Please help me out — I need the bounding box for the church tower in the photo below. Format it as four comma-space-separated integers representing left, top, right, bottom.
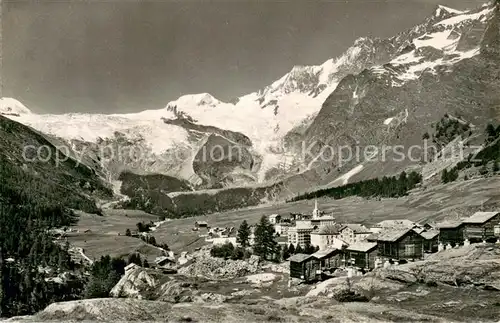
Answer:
312, 199, 320, 219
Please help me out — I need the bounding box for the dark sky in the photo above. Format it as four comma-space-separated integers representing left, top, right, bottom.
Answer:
2, 0, 486, 114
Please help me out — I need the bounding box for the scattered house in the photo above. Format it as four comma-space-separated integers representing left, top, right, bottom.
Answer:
339, 224, 371, 244
436, 221, 465, 246
212, 237, 237, 246
462, 211, 500, 242
419, 229, 440, 253
274, 222, 290, 235
195, 221, 208, 228
289, 253, 320, 282
155, 256, 176, 267
287, 220, 315, 247
371, 219, 416, 233
312, 248, 342, 270
344, 242, 378, 270
268, 214, 281, 224
375, 228, 424, 261
310, 224, 346, 250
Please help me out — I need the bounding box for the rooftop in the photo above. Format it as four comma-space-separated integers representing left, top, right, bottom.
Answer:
288, 253, 313, 263
435, 220, 464, 229
376, 219, 416, 228
312, 248, 340, 259
463, 211, 500, 224
346, 242, 378, 252
375, 228, 413, 242
420, 229, 439, 240
312, 223, 345, 235
342, 223, 371, 233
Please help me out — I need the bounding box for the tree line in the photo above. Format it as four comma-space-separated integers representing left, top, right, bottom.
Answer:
288, 171, 422, 202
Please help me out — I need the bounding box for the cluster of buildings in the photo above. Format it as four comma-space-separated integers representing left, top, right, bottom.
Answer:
280, 202, 500, 281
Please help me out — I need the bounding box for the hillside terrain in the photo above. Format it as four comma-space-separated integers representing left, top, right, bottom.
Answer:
7, 244, 500, 322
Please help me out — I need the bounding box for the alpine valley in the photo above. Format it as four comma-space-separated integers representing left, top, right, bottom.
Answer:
2, 2, 499, 217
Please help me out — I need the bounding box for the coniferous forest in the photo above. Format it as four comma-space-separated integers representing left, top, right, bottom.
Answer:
0, 153, 123, 317
288, 171, 423, 202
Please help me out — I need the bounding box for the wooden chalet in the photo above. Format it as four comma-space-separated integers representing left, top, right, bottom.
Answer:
195, 221, 208, 228
419, 229, 439, 253
343, 242, 378, 270
463, 211, 500, 242
312, 248, 342, 270
436, 221, 465, 246
289, 253, 320, 282
375, 228, 424, 261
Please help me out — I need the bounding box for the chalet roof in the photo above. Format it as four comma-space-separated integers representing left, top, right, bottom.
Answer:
312, 223, 345, 235
268, 214, 280, 219
375, 228, 413, 242
341, 223, 371, 234
195, 221, 208, 225
346, 242, 378, 252
420, 229, 439, 240
435, 221, 463, 229
463, 211, 500, 224
289, 253, 313, 263
375, 219, 416, 228
312, 248, 340, 259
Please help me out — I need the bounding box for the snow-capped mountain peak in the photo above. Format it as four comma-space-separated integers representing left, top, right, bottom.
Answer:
0, 97, 32, 116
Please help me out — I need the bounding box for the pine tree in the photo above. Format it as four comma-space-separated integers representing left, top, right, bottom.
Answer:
441, 169, 449, 183
493, 161, 499, 173
253, 216, 277, 260
288, 244, 295, 255
236, 220, 251, 248
282, 244, 290, 261
125, 229, 131, 236
295, 244, 303, 254
486, 123, 496, 142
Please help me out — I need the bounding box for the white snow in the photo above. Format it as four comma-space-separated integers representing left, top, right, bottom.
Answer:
436, 6, 492, 26
413, 30, 457, 51
436, 5, 464, 16
332, 164, 365, 186
383, 117, 395, 125
0, 97, 32, 115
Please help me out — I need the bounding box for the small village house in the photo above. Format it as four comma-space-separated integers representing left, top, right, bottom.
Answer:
419, 229, 440, 253
339, 224, 371, 244
312, 248, 342, 270
289, 253, 320, 282
287, 221, 314, 247
343, 242, 378, 270
375, 228, 424, 261
436, 221, 465, 246
212, 237, 237, 246
268, 214, 281, 224
310, 224, 346, 250
462, 211, 500, 243
195, 221, 208, 228
154, 255, 176, 268
274, 222, 290, 236
371, 219, 417, 234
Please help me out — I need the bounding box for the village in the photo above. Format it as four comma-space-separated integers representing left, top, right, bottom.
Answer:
190, 200, 500, 282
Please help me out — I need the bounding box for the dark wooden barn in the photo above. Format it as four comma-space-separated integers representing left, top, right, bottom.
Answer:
343, 242, 378, 270
436, 221, 465, 246
312, 248, 342, 270
376, 228, 424, 261
463, 211, 500, 242
419, 229, 439, 253
289, 253, 320, 282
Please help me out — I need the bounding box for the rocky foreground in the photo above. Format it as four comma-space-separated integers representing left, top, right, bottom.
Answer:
5, 244, 500, 322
